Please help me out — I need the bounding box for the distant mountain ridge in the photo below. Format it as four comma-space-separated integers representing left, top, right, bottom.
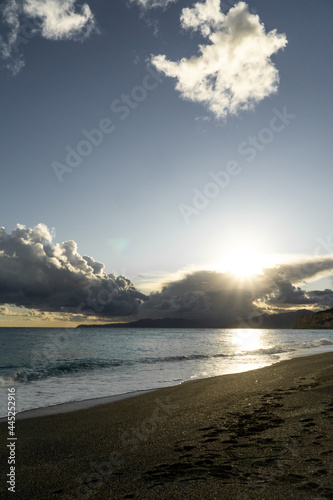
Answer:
77, 318, 201, 329
293, 308, 333, 329
77, 309, 314, 329
225, 309, 313, 329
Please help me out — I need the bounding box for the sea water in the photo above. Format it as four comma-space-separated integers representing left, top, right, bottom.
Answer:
1, 327, 333, 418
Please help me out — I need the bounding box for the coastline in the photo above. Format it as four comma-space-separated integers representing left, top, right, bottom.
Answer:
0, 389, 157, 423
1, 352, 333, 499
2, 343, 333, 423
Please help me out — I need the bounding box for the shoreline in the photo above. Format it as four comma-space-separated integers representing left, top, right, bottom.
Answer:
1, 346, 333, 422
1, 352, 333, 498
0, 389, 157, 423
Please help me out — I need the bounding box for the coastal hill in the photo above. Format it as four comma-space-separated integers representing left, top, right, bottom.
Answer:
78, 318, 201, 329
78, 309, 313, 329
225, 309, 313, 329
293, 308, 333, 329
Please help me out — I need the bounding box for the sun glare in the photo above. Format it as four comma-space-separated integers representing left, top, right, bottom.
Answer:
232, 330, 264, 352
225, 250, 263, 278
216, 249, 276, 280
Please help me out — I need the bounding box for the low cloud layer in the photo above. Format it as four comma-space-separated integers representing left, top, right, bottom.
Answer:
141, 258, 333, 324
0, 224, 146, 317
152, 1, 287, 118
0, 0, 96, 75
1, 224, 333, 325
0, 306, 16, 316
140, 270, 255, 325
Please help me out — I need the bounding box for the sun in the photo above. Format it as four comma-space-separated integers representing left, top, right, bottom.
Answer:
215, 248, 275, 280
225, 250, 264, 278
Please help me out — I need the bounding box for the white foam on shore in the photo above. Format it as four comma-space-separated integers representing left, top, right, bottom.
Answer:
0, 389, 156, 422
2, 350, 333, 422
287, 344, 333, 358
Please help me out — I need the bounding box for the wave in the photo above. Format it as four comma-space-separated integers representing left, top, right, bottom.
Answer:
7, 353, 228, 383
247, 338, 333, 356
2, 338, 333, 385
11, 359, 128, 383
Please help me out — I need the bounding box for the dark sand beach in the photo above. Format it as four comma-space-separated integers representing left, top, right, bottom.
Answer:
1, 352, 333, 499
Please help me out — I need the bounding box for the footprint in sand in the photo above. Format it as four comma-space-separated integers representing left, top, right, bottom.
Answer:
298, 481, 320, 490
312, 468, 328, 476
174, 444, 195, 452
320, 449, 333, 456
305, 457, 323, 464
202, 430, 223, 438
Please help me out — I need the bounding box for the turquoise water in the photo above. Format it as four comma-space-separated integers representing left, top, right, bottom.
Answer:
1, 327, 333, 417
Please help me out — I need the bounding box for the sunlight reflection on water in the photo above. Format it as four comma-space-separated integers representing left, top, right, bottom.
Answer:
230, 329, 267, 352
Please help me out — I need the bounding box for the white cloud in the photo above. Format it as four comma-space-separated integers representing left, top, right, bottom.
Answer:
0, 1, 20, 58
0, 0, 25, 74
181, 0, 224, 36
0, 0, 96, 75
23, 0, 95, 40
152, 1, 287, 118
129, 0, 176, 8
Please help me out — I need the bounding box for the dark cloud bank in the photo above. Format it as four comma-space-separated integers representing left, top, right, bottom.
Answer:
0, 224, 145, 318
1, 224, 333, 325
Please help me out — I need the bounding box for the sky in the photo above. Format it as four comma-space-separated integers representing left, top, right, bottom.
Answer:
0, 0, 333, 327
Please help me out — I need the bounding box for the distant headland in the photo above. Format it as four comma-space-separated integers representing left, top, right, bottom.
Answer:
76, 308, 329, 329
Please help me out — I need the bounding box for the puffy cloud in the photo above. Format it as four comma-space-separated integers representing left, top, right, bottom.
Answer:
141, 270, 258, 325
1, 224, 333, 325
0, 0, 96, 75
264, 280, 314, 307
23, 0, 95, 40
152, 1, 287, 118
180, 0, 224, 36
0, 224, 146, 317
247, 258, 333, 311
141, 256, 333, 325
307, 290, 333, 308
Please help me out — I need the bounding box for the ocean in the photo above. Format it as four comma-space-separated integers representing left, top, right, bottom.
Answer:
1, 327, 333, 419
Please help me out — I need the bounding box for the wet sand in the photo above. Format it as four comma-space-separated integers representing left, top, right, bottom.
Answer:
1, 352, 333, 499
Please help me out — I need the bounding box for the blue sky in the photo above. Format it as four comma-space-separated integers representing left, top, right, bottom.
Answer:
1, 0, 333, 326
